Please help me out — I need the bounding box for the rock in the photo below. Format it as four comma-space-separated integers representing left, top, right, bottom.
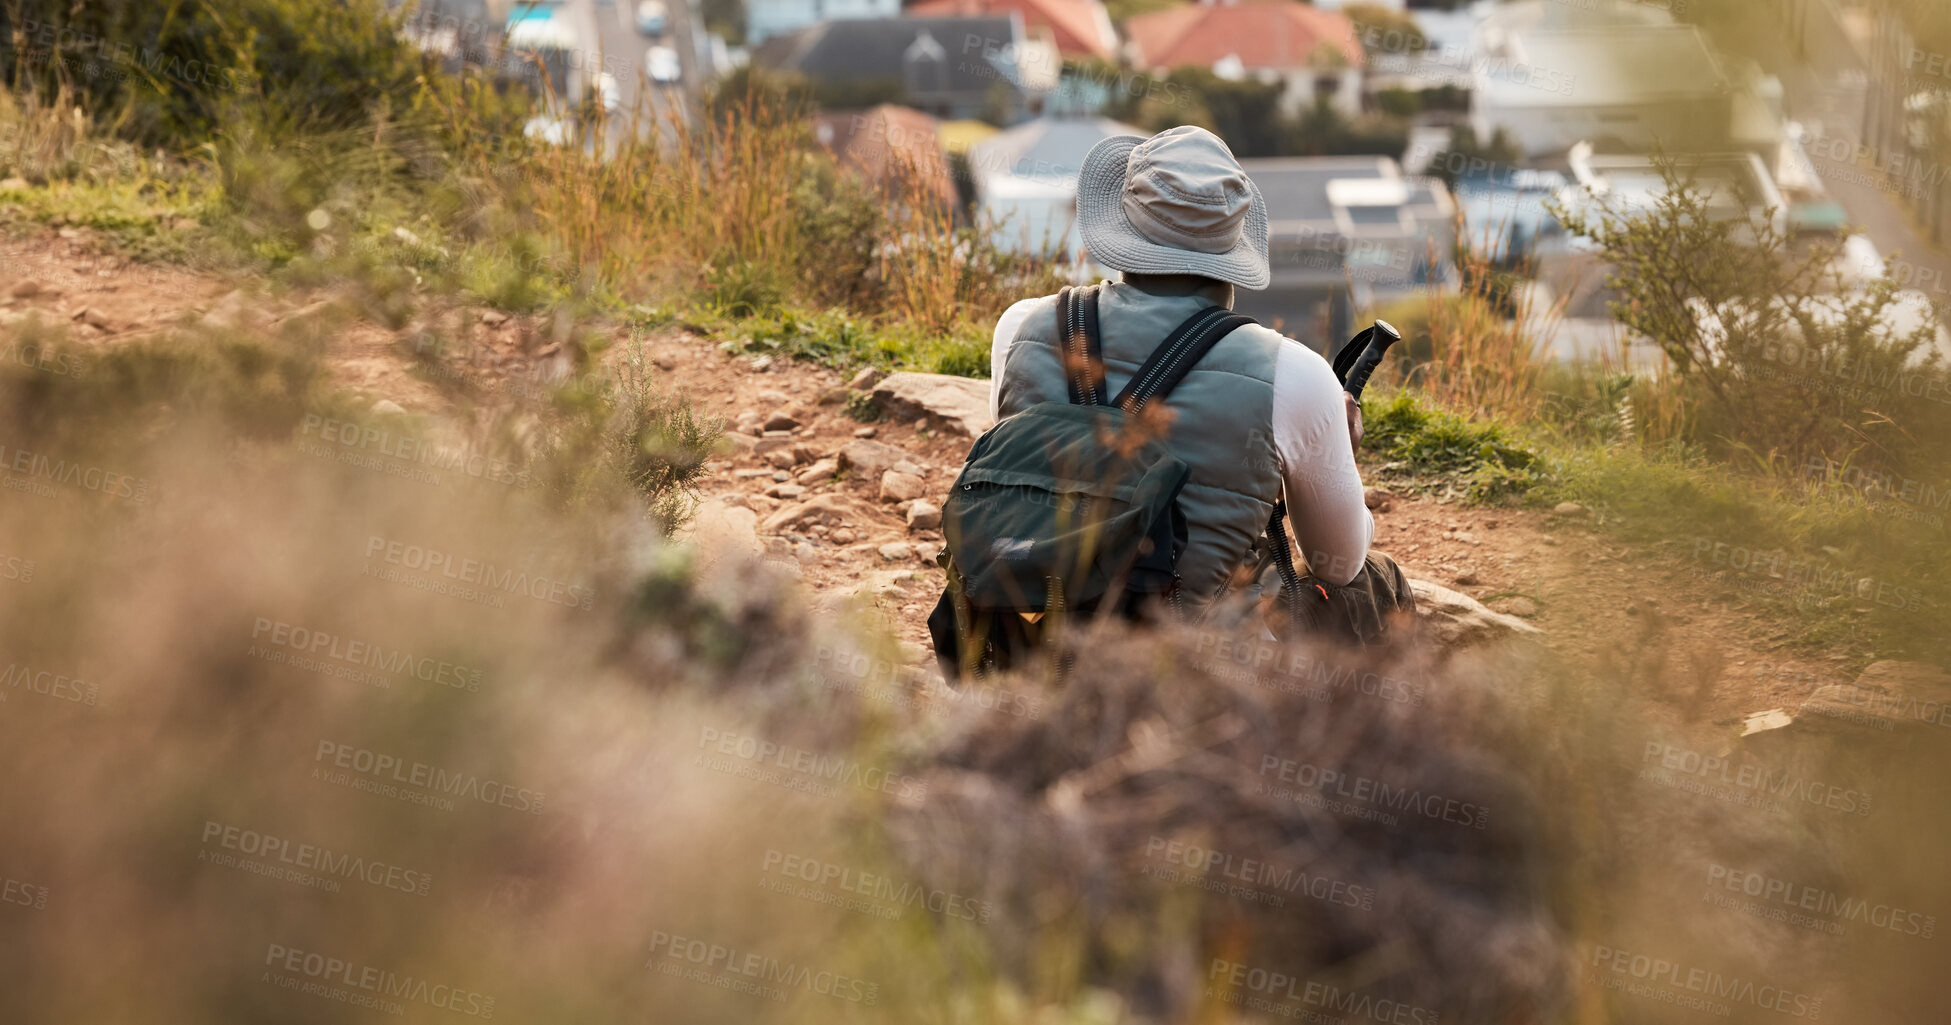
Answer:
869, 372, 995, 437
168, 217, 199, 233
761, 494, 863, 534
765, 449, 797, 470
681, 499, 764, 564
1742, 661, 1951, 745
9, 279, 44, 300
790, 442, 820, 464
653, 354, 677, 370
752, 436, 795, 457
764, 410, 802, 432
847, 569, 919, 600
831, 528, 856, 545
771, 470, 791, 482
880, 470, 926, 503
794, 542, 820, 565
719, 433, 757, 456
1363, 487, 1392, 511
198, 290, 251, 331
479, 310, 509, 327
733, 468, 774, 479
1489, 595, 1539, 618
0, 177, 28, 192
766, 483, 806, 500
907, 499, 942, 531
795, 458, 839, 485
761, 430, 793, 440
849, 367, 885, 391
878, 542, 913, 562
1404, 576, 1543, 648
839, 439, 910, 482
1551, 502, 1587, 518
757, 389, 789, 406
898, 641, 929, 665
71, 306, 112, 330
371, 399, 408, 416
853, 426, 877, 438
1452, 568, 1479, 586
276, 299, 334, 326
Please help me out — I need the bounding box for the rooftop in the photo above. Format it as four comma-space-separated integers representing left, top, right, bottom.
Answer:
1240, 156, 1451, 234
967, 115, 1141, 183
907, 0, 1116, 61
752, 16, 1026, 97
1124, 0, 1364, 74
1479, 26, 1729, 107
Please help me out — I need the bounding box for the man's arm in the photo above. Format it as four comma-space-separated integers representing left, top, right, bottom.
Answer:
1271, 338, 1373, 586
988, 299, 1039, 420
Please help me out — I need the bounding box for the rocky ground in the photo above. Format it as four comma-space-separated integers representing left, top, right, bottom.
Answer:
0, 227, 1880, 727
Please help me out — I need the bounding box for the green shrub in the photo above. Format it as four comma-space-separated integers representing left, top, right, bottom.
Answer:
0, 0, 434, 147
1361, 391, 1545, 502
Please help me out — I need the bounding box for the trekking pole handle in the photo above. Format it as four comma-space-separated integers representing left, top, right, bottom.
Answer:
1341, 319, 1401, 400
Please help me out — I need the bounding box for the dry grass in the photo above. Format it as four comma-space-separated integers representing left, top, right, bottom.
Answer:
0, 85, 138, 184
1404, 244, 1560, 422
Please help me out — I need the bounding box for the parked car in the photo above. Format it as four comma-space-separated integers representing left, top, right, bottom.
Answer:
645, 44, 681, 84
636, 0, 668, 36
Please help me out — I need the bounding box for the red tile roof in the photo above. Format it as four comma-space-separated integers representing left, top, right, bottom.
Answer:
813, 105, 957, 208
908, 0, 1117, 60
1125, 0, 1364, 74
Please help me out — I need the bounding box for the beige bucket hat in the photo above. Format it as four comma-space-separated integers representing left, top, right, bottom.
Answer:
1075, 125, 1271, 291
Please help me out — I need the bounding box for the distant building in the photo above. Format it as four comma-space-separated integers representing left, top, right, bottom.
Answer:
907, 0, 1117, 62
1237, 155, 1456, 347
752, 16, 1047, 121
813, 105, 957, 209
1448, 167, 1570, 265
1469, 25, 1733, 157
1561, 145, 1787, 237
747, 0, 900, 47
1123, 0, 1366, 118
970, 115, 1141, 277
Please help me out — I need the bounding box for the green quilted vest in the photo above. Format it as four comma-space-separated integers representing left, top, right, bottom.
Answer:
994, 277, 1283, 603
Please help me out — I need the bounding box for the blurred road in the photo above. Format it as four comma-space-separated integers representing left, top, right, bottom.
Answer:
583, 0, 695, 148
1761, 25, 1951, 313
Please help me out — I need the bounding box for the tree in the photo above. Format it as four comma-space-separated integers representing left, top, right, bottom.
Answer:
1421, 125, 1520, 189
1345, 3, 1428, 55
1551, 156, 1944, 472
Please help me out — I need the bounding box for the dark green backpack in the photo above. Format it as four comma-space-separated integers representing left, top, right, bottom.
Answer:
928, 285, 1256, 679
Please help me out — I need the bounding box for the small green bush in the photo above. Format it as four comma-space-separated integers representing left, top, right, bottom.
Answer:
1361, 391, 1545, 502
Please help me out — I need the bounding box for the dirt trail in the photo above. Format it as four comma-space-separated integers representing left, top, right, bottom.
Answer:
0, 227, 1852, 724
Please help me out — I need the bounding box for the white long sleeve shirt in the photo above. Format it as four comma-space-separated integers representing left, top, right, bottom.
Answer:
988, 297, 1373, 586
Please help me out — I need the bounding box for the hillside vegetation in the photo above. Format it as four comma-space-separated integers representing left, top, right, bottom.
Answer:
3, 2, 1951, 1022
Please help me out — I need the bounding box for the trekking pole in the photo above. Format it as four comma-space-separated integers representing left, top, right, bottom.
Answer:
1330, 319, 1402, 398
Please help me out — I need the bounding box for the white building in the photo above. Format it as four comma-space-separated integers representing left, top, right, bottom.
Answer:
1470, 26, 1732, 157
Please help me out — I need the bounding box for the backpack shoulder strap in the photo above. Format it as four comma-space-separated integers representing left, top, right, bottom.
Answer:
1056, 284, 1106, 407
1111, 305, 1256, 413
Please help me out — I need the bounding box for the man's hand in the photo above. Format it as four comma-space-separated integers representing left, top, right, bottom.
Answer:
1344, 392, 1363, 458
